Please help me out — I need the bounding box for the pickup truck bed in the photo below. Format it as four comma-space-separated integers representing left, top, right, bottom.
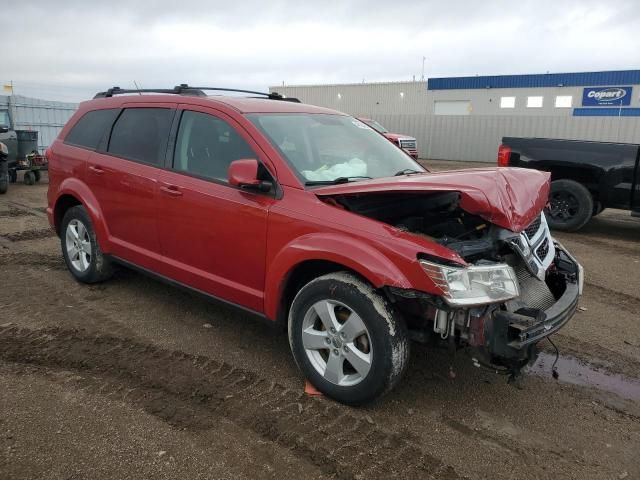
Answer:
499, 137, 640, 231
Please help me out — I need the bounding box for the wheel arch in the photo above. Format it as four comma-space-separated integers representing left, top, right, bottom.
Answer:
53, 179, 110, 251
265, 233, 412, 326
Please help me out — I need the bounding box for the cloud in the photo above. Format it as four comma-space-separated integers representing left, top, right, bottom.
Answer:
4, 0, 639, 101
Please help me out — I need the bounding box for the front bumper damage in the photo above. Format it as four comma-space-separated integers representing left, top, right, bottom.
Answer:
479, 242, 583, 371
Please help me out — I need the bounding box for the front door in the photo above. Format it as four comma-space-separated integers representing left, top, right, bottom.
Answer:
156, 106, 275, 312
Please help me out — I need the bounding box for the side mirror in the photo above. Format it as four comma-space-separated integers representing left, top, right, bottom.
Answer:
0, 125, 8, 134
228, 159, 272, 193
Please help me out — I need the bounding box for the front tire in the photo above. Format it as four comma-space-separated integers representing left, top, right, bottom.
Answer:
60, 205, 113, 284
288, 272, 410, 405
546, 179, 593, 232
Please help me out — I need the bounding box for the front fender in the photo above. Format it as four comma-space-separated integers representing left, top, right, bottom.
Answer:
264, 232, 412, 320
54, 178, 111, 252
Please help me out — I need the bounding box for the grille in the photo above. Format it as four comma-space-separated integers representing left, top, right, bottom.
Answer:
536, 237, 550, 259
399, 139, 417, 149
524, 215, 542, 239
514, 263, 556, 311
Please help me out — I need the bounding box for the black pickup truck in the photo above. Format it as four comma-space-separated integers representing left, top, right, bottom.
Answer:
498, 137, 640, 231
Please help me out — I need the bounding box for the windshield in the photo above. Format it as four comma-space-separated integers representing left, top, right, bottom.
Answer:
248, 114, 423, 184
360, 119, 388, 134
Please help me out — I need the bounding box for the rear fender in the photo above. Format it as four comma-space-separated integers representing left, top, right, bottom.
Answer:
264, 233, 411, 320
54, 178, 111, 252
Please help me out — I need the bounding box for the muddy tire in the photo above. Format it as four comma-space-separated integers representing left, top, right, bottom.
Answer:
288, 272, 410, 405
60, 205, 113, 284
23, 171, 36, 186
33, 170, 41, 182
0, 180, 7, 194
546, 179, 593, 232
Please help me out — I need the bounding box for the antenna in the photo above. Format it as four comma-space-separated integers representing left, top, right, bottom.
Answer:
133, 81, 142, 95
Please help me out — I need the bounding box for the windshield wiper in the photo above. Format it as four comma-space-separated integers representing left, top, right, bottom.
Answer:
305, 176, 373, 186
394, 168, 423, 176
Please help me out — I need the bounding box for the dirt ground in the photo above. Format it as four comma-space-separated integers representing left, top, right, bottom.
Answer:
1, 163, 639, 480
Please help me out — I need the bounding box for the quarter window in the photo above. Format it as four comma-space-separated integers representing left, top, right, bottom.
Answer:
108, 108, 173, 165
65, 109, 120, 150
173, 111, 257, 182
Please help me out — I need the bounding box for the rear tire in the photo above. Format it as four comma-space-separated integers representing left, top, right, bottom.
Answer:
60, 205, 113, 284
545, 179, 593, 232
0, 180, 7, 194
288, 272, 410, 405
33, 170, 41, 182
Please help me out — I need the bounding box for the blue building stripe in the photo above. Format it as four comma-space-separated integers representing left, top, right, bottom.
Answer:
428, 70, 640, 90
573, 108, 640, 117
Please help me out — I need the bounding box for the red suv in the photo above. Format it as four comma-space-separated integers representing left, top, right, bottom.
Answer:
47, 86, 583, 405
357, 118, 419, 159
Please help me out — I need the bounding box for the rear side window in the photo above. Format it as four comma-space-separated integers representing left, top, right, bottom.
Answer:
108, 108, 174, 165
64, 109, 120, 150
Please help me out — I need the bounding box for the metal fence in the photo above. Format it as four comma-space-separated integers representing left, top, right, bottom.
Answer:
0, 95, 78, 152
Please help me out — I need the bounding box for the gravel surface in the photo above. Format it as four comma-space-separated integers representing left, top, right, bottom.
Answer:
0, 168, 638, 480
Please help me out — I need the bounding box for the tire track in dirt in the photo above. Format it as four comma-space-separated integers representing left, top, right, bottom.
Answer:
0, 205, 35, 218
1, 267, 140, 340
0, 326, 465, 480
584, 281, 640, 314
1, 228, 56, 242
0, 252, 66, 270
563, 235, 639, 258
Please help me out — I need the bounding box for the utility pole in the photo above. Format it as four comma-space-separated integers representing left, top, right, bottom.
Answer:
421, 57, 426, 81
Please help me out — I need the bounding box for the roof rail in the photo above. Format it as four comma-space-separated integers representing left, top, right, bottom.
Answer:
93, 84, 300, 102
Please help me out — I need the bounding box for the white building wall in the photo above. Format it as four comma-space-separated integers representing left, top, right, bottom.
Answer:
271, 81, 640, 162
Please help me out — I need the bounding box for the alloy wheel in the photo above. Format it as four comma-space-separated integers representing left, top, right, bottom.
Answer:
65, 219, 92, 272
301, 299, 372, 386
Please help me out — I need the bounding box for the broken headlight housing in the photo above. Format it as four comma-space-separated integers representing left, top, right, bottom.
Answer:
419, 260, 519, 306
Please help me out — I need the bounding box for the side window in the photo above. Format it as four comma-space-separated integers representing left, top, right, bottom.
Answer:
173, 110, 258, 182
108, 108, 173, 165
64, 109, 120, 150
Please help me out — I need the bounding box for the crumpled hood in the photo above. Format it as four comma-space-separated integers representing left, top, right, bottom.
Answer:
314, 167, 551, 232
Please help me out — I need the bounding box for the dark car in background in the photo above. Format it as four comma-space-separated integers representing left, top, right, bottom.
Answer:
498, 137, 640, 231
357, 117, 419, 159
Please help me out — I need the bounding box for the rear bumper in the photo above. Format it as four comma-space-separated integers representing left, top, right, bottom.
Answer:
483, 243, 582, 367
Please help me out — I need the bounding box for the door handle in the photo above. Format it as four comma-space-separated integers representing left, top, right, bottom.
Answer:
160, 185, 183, 197
89, 165, 104, 175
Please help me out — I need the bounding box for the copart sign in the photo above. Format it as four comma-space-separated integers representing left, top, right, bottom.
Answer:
582, 86, 632, 106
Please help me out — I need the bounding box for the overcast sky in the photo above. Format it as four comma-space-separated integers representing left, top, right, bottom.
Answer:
4, 0, 640, 102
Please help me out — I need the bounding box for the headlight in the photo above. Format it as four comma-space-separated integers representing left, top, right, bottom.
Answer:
419, 260, 519, 306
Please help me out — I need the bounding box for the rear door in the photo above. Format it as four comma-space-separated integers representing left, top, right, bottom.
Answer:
155, 105, 276, 312
87, 104, 175, 269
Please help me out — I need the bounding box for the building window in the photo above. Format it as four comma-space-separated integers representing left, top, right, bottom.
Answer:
527, 96, 543, 108
555, 95, 572, 108
434, 100, 471, 116
500, 96, 516, 109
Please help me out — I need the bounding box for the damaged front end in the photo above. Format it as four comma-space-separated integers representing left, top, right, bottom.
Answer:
322, 186, 583, 379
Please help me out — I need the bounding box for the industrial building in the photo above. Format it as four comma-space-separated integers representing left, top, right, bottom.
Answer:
0, 95, 78, 152
271, 70, 640, 162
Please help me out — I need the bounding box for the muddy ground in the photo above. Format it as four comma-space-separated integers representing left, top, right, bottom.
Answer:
0, 163, 639, 480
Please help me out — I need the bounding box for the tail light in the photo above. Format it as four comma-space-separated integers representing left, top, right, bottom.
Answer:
497, 144, 511, 167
